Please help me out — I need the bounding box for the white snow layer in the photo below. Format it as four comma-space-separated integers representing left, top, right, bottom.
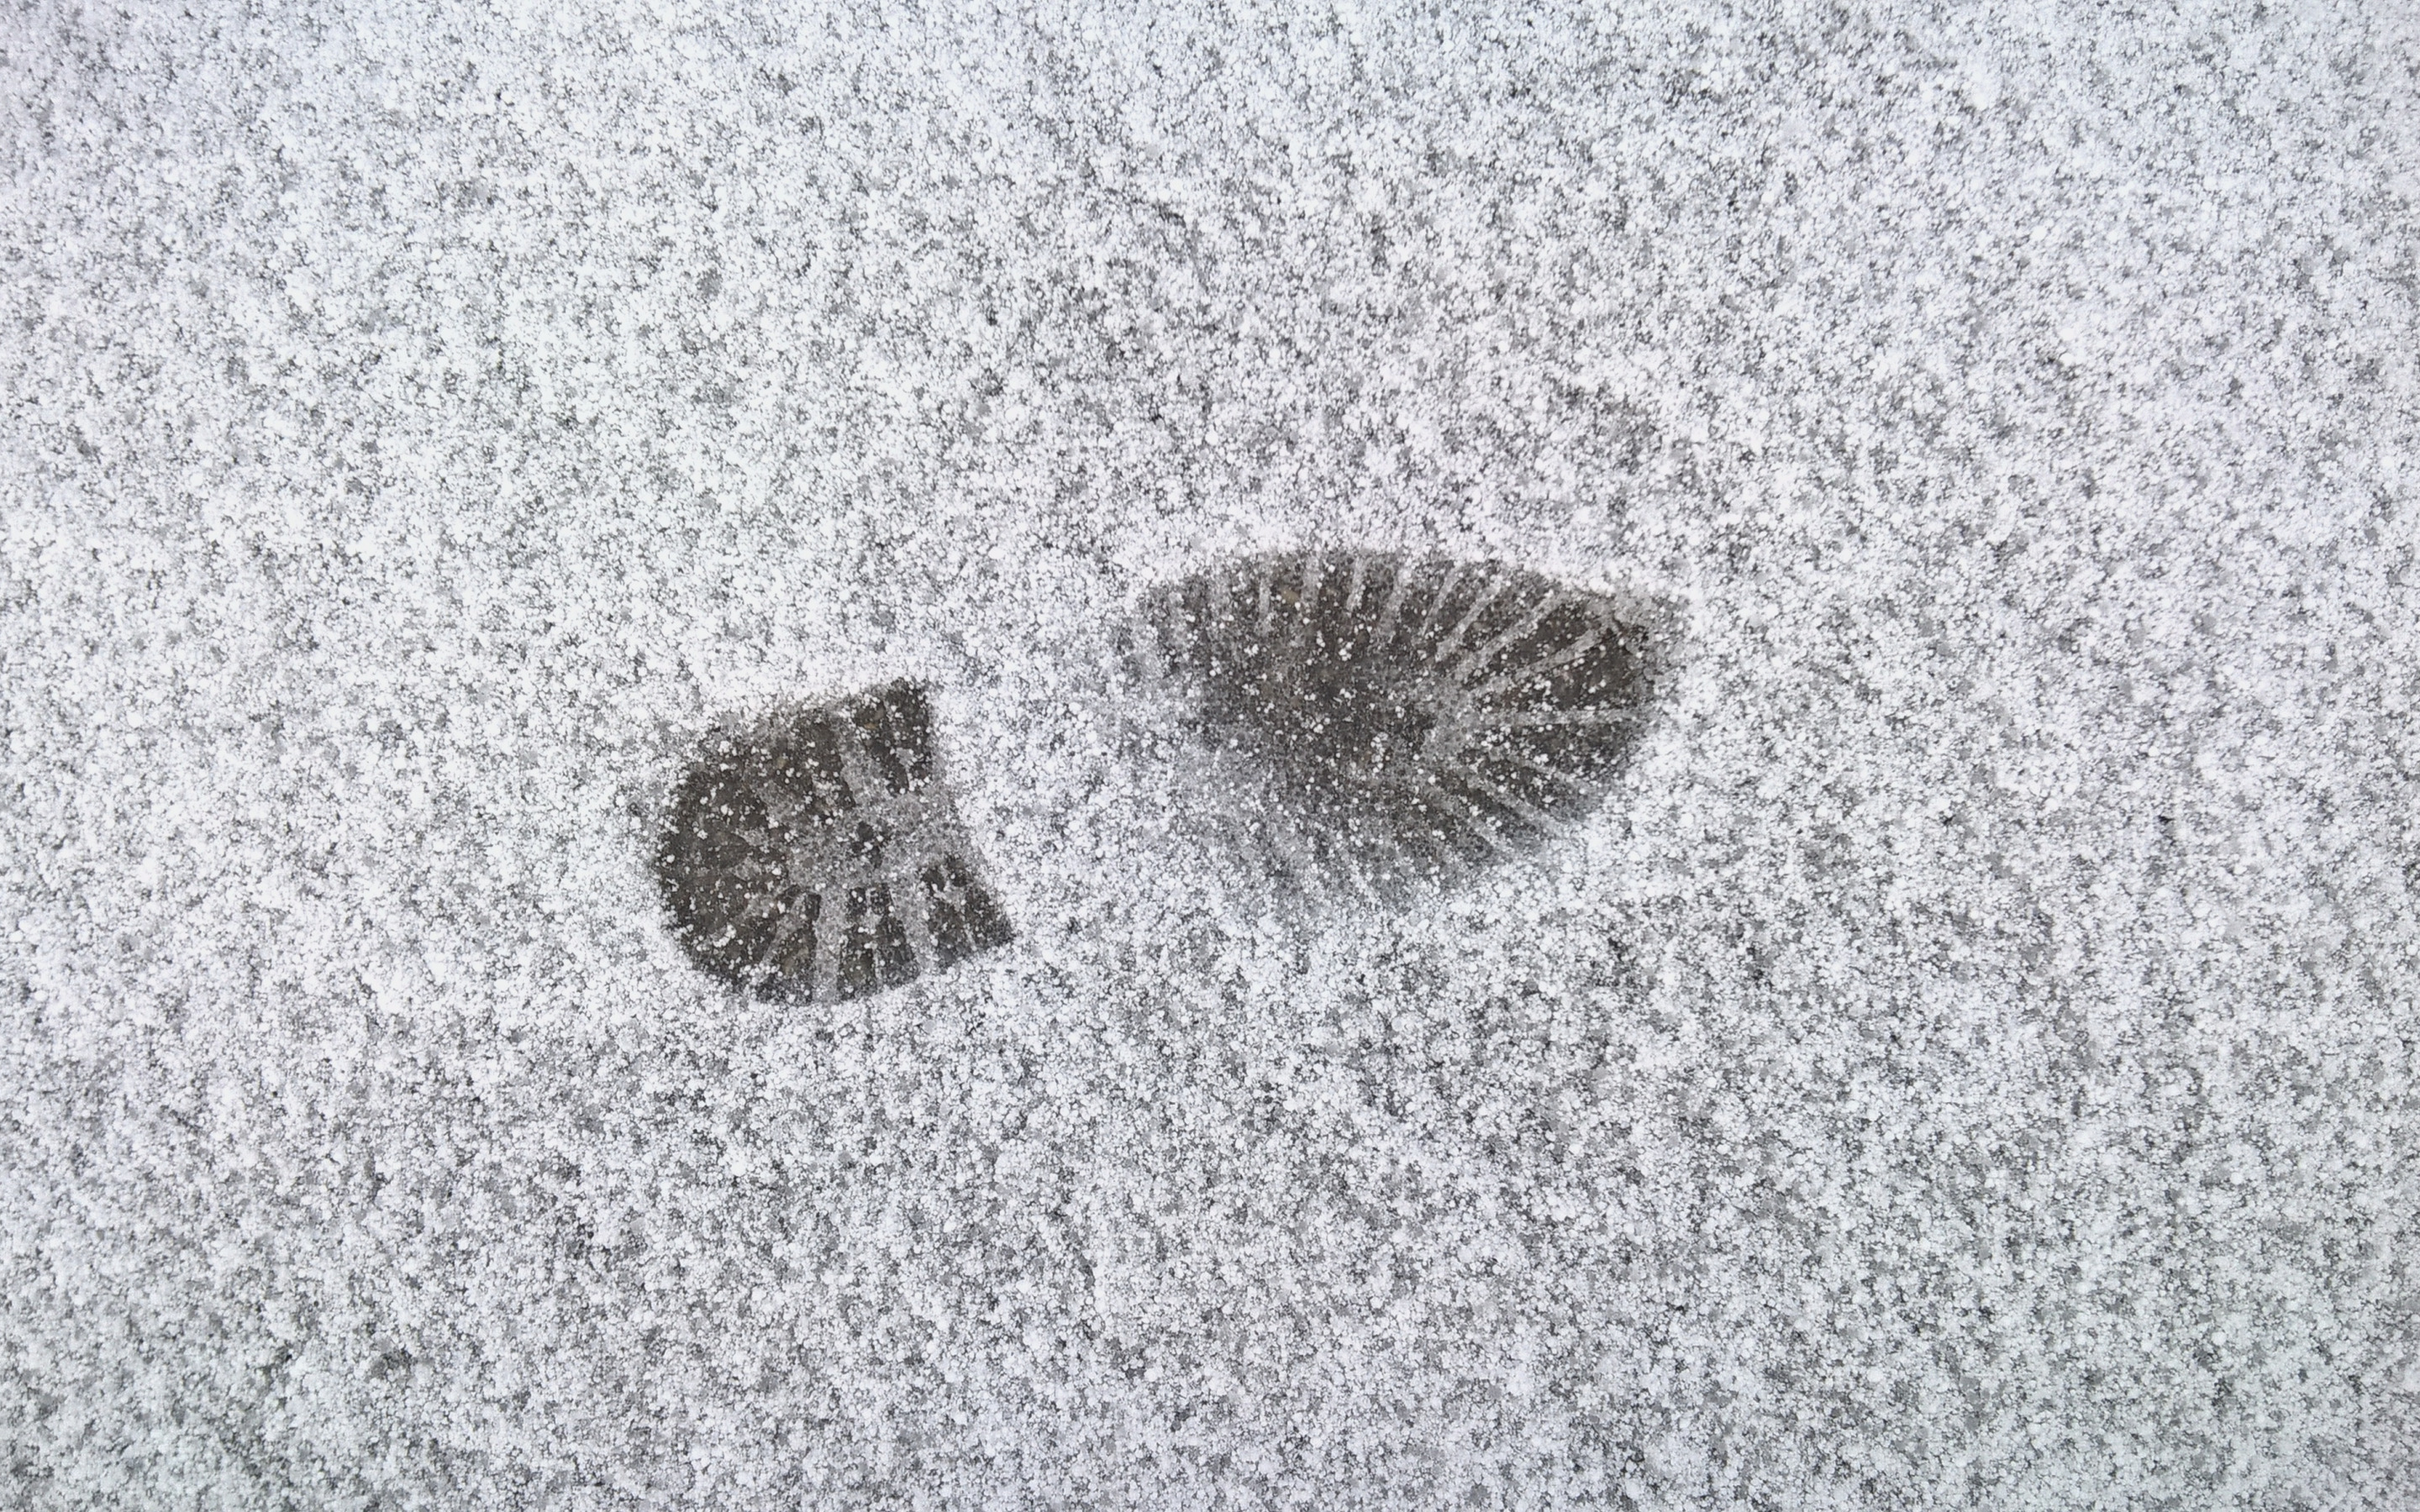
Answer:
3, 3, 2416, 1508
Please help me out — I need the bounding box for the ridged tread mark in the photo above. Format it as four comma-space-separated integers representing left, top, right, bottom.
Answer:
1134, 550, 1661, 897
655, 680, 1013, 1002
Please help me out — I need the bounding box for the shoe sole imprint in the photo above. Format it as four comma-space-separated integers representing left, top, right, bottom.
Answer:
1124, 549, 1663, 898
655, 680, 1013, 1001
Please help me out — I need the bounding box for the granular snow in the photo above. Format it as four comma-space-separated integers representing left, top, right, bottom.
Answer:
3, 3, 2415, 1508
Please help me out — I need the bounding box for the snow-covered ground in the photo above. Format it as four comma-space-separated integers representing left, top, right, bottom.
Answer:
4, 3, 2416, 1507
